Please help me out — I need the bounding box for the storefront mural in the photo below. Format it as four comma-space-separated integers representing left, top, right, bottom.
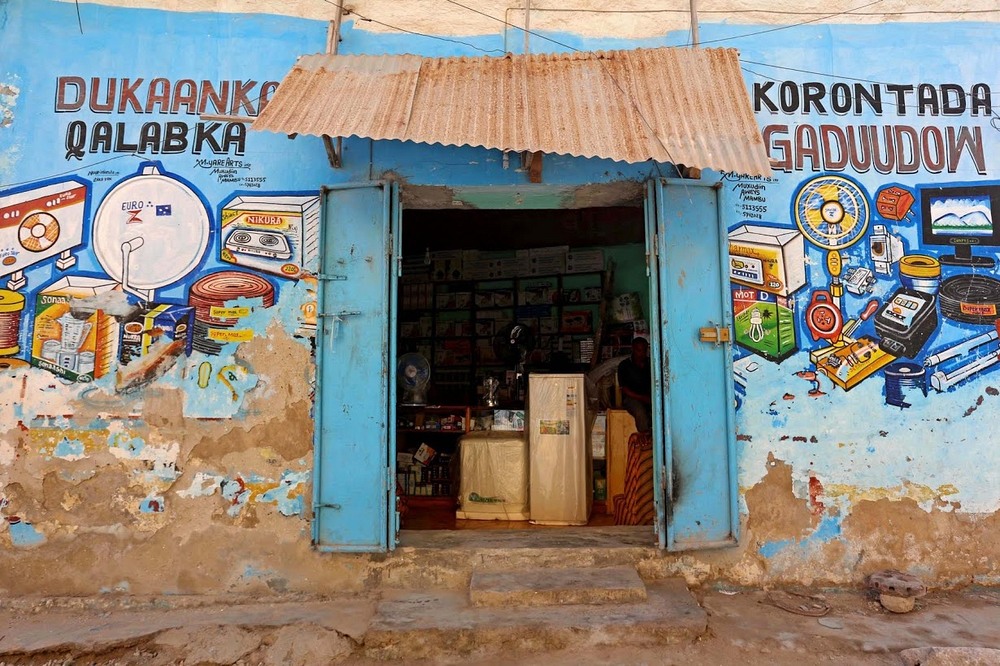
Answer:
729, 172, 1000, 402
0, 0, 997, 590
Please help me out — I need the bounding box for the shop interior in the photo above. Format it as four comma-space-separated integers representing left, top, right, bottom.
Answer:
395, 206, 654, 531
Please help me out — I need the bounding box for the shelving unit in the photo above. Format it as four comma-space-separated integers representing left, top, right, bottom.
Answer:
396, 404, 491, 506
398, 271, 606, 405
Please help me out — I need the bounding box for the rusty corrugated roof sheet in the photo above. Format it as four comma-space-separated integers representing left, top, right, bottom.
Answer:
252, 47, 771, 175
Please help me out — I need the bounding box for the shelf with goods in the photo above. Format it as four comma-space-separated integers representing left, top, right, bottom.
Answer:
396, 405, 465, 503
399, 268, 606, 404
395, 404, 495, 504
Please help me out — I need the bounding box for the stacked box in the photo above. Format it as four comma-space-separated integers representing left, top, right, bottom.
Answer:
728, 224, 806, 297
732, 286, 797, 362
431, 250, 463, 281
566, 249, 605, 273
31, 276, 121, 382
219, 194, 320, 280
119, 303, 195, 365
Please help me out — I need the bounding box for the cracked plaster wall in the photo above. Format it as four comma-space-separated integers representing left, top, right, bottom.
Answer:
0, 0, 997, 594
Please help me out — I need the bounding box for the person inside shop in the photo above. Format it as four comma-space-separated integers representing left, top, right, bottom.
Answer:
617, 336, 652, 432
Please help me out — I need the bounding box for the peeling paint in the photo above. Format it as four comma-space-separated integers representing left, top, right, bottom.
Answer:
5, 517, 45, 548
0, 81, 18, 128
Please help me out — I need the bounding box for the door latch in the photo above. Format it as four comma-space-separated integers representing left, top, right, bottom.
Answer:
699, 323, 731, 345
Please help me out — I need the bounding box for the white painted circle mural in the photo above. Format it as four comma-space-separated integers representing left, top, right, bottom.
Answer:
93, 163, 211, 291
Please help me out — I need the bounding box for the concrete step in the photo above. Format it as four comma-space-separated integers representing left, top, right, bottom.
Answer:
383, 526, 664, 590
364, 578, 706, 660
469, 566, 647, 607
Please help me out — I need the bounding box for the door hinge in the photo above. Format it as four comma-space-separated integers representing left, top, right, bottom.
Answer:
316, 273, 348, 282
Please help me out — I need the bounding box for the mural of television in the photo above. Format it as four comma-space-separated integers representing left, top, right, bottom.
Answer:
920, 184, 1000, 268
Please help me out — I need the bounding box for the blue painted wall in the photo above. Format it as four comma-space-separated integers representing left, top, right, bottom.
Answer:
0, 0, 998, 589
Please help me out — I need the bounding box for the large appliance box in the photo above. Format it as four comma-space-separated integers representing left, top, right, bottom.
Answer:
456, 431, 529, 521
528, 373, 594, 525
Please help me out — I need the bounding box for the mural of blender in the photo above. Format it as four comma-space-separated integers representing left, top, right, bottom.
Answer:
42, 311, 95, 376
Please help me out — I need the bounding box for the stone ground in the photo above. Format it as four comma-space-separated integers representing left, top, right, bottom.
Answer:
0, 586, 998, 665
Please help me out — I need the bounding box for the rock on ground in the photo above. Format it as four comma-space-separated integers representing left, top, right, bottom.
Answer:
899, 647, 1000, 666
261, 624, 354, 665
153, 625, 261, 665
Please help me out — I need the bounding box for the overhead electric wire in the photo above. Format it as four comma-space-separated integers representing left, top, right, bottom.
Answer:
319, 0, 505, 55
676, 0, 886, 47
440, 0, 688, 173
501, 6, 998, 15
446, 0, 890, 49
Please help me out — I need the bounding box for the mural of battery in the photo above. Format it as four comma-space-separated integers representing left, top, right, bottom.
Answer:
0, 177, 90, 291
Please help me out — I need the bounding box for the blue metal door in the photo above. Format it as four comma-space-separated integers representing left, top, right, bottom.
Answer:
313, 182, 398, 552
649, 178, 739, 550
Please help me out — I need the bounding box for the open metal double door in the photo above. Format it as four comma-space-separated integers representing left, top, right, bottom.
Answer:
312, 179, 738, 552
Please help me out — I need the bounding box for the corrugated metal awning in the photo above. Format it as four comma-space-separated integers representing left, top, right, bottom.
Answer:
252, 47, 771, 176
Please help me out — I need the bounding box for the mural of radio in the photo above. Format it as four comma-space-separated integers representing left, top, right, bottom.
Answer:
219, 193, 319, 279
0, 177, 89, 291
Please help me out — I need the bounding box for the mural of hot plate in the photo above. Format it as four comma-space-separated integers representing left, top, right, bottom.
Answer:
92, 162, 211, 301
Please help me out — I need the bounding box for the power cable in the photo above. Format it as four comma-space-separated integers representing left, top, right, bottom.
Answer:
318, 0, 505, 55
345, 9, 507, 55
503, 6, 998, 15
446, 0, 889, 50
677, 0, 887, 47
441, 0, 686, 175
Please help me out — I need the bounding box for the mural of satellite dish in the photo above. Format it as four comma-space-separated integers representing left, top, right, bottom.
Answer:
92, 162, 211, 301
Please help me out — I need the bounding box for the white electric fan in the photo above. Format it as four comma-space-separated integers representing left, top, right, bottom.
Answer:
397, 353, 431, 405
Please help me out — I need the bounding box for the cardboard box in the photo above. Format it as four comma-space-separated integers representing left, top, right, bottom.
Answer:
611, 293, 644, 323
732, 287, 798, 362
529, 246, 568, 275
561, 310, 593, 334
566, 249, 605, 273
119, 303, 195, 366
728, 224, 806, 297
414, 443, 437, 465
492, 409, 525, 431
498, 256, 530, 278
591, 413, 607, 459
220, 194, 320, 280
431, 250, 463, 281
493, 290, 514, 308
31, 276, 121, 382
